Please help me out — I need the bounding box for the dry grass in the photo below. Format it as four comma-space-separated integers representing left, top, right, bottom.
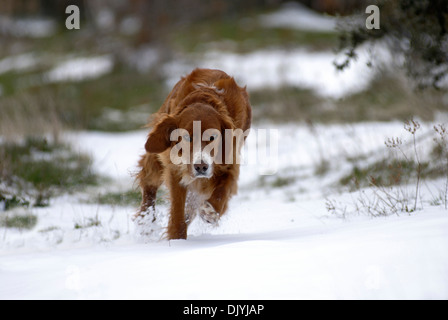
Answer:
330, 120, 448, 217
0, 90, 64, 142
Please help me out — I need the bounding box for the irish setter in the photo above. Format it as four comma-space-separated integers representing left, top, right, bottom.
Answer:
135, 68, 252, 240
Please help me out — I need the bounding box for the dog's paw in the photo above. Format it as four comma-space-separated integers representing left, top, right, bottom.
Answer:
199, 201, 220, 225
133, 208, 163, 242
185, 211, 197, 226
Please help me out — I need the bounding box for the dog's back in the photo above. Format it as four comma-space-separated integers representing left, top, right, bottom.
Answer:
158, 68, 251, 132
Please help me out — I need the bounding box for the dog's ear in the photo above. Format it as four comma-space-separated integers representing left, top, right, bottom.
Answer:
219, 115, 236, 164
145, 115, 178, 153
220, 114, 235, 133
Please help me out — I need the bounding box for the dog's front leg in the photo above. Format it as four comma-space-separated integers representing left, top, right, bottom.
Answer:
166, 170, 188, 240
200, 171, 238, 225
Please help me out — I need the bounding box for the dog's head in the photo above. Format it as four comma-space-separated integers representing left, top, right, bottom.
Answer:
145, 103, 234, 181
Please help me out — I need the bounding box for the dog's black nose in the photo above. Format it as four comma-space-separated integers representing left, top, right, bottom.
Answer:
194, 162, 209, 174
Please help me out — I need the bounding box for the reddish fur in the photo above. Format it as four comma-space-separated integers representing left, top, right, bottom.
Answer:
136, 68, 251, 240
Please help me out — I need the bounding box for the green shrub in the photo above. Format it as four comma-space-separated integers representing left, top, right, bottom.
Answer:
0, 213, 38, 230
0, 137, 99, 211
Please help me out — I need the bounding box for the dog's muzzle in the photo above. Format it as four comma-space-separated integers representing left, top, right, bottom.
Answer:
192, 152, 213, 178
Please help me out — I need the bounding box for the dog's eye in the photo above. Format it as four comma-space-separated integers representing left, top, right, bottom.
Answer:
183, 134, 191, 142
209, 134, 217, 141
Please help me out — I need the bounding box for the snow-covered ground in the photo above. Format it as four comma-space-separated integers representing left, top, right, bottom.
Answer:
259, 2, 337, 32
0, 53, 39, 75
1, 206, 447, 300
0, 16, 56, 38
45, 55, 114, 83
1, 122, 447, 299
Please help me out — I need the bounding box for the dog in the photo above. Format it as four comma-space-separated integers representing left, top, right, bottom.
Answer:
135, 68, 252, 240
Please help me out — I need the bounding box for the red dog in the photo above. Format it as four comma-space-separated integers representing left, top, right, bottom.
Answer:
135, 68, 252, 239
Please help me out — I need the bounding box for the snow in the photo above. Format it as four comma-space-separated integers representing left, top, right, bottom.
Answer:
259, 2, 337, 32
2, 190, 447, 300
1, 204, 447, 299
45, 55, 114, 83
165, 46, 391, 99
0, 53, 39, 75
1, 122, 447, 299
68, 130, 146, 180
0, 16, 56, 38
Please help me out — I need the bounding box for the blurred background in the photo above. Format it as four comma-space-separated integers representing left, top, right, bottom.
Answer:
4, 0, 446, 138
